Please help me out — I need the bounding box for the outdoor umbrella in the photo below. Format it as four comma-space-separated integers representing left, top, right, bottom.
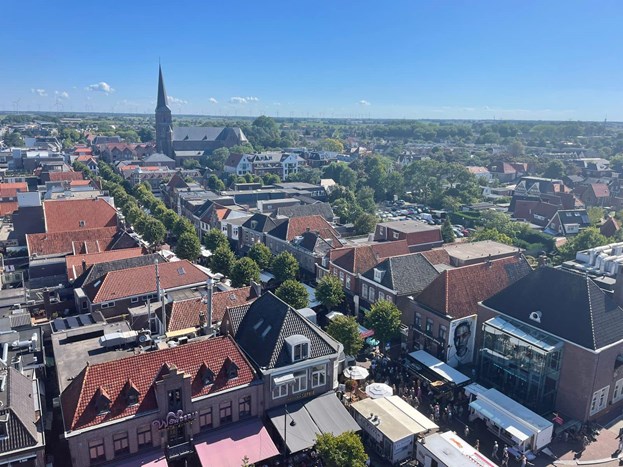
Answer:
365, 382, 394, 399
343, 366, 369, 380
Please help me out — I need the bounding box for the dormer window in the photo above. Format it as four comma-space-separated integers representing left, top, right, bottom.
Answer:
373, 268, 384, 283
250, 220, 258, 230
294, 343, 309, 361
285, 334, 310, 362
224, 357, 239, 379
124, 379, 140, 406
199, 362, 215, 386
0, 413, 9, 440
95, 387, 111, 414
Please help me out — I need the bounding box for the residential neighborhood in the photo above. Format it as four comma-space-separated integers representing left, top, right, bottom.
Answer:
2, 3, 623, 466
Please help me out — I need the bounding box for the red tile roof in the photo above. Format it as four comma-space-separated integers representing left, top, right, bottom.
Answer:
70, 180, 92, 187
0, 182, 28, 198
591, 183, 610, 198
47, 171, 85, 182
76, 154, 96, 161
74, 148, 92, 154
331, 240, 410, 274
43, 198, 117, 233
168, 287, 257, 332
27, 226, 119, 257
65, 248, 144, 281
0, 202, 19, 216
61, 335, 256, 431
421, 248, 451, 266
90, 260, 209, 303
282, 215, 340, 243
416, 256, 532, 319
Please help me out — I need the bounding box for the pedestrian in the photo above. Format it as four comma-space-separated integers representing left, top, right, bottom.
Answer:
500, 453, 509, 467
491, 441, 499, 460
475, 439, 480, 452
582, 434, 589, 451
502, 445, 508, 458
464, 425, 470, 439
519, 453, 527, 467
618, 435, 623, 453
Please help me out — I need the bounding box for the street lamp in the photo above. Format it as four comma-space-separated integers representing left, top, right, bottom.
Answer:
274, 374, 296, 462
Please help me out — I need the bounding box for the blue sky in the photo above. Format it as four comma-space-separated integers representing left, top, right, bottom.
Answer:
1, 0, 622, 120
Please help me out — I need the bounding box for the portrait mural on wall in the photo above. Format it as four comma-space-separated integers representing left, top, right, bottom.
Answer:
447, 315, 477, 368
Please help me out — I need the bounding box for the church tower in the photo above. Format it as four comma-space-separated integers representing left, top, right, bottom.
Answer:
155, 65, 173, 157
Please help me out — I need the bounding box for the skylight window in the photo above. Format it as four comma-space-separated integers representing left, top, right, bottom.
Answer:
177, 267, 186, 276
261, 325, 272, 338
253, 319, 265, 331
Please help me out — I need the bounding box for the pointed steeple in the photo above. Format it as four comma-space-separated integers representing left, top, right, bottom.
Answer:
156, 64, 170, 110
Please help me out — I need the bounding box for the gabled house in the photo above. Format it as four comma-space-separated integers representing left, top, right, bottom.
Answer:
358, 252, 439, 313
579, 183, 610, 207
221, 292, 342, 410
600, 217, 620, 238
545, 209, 591, 236
238, 213, 284, 253
74, 259, 209, 320
405, 255, 531, 363
374, 220, 443, 252
265, 215, 341, 276
317, 240, 410, 311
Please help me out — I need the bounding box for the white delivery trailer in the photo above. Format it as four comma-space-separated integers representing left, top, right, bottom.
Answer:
468, 386, 553, 460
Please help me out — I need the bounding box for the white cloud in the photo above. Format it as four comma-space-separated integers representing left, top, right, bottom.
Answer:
31, 88, 47, 97
85, 82, 114, 93
229, 96, 260, 104
55, 90, 70, 99
208, 97, 218, 104
273, 102, 282, 106
359, 100, 371, 106
168, 96, 188, 105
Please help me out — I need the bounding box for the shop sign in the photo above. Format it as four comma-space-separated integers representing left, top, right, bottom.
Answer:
152, 410, 198, 430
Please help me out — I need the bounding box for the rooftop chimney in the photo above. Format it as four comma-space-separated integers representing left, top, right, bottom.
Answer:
204, 278, 215, 336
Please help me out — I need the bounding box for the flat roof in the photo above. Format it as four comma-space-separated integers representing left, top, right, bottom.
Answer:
421, 432, 498, 467
377, 220, 439, 233
478, 388, 553, 432
469, 398, 532, 443
442, 240, 518, 260
52, 320, 136, 391
351, 395, 438, 442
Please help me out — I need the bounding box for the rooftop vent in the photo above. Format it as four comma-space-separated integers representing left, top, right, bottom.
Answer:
529, 310, 542, 323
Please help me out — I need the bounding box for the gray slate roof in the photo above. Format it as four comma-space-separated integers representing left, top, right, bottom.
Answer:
173, 127, 225, 142
0, 367, 41, 455
483, 267, 623, 350
227, 293, 339, 370
361, 252, 439, 295
143, 152, 174, 163
275, 202, 334, 222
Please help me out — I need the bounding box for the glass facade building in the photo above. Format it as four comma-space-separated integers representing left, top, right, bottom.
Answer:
478, 316, 563, 414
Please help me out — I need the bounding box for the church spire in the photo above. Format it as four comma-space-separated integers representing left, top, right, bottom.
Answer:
156, 64, 169, 110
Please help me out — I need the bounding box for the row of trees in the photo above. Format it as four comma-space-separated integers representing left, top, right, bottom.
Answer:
74, 161, 202, 261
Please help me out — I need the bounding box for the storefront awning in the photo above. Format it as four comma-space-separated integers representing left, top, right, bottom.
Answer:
358, 324, 374, 339
115, 450, 168, 467
469, 398, 532, 444
268, 392, 359, 454
195, 418, 279, 467
408, 350, 470, 386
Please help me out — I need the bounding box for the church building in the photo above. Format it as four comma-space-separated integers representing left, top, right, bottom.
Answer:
155, 66, 249, 166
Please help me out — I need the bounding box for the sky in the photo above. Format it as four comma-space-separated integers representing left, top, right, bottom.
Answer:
1, 0, 623, 121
